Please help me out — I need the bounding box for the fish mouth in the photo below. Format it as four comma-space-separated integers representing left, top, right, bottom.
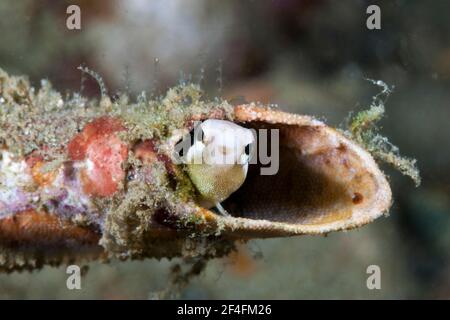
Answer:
216, 113, 391, 236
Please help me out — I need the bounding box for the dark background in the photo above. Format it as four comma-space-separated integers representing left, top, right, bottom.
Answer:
0, 0, 449, 299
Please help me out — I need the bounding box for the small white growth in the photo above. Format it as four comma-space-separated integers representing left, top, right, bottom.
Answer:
364, 78, 394, 103
0, 150, 33, 214
0, 151, 95, 215
0, 150, 31, 188
85, 158, 95, 173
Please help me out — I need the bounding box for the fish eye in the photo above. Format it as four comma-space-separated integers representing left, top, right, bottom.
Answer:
244, 144, 251, 156
191, 123, 204, 143
176, 127, 200, 158
177, 124, 204, 158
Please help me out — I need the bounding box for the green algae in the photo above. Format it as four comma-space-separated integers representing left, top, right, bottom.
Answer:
0, 69, 102, 159
0, 67, 233, 158
347, 80, 421, 187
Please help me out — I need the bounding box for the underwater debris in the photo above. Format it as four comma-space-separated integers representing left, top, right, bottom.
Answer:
150, 257, 209, 300
0, 68, 394, 272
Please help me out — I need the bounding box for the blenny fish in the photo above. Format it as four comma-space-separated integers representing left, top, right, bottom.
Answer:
0, 68, 412, 272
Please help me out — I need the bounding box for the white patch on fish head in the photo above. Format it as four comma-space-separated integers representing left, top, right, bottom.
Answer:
187, 119, 254, 166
